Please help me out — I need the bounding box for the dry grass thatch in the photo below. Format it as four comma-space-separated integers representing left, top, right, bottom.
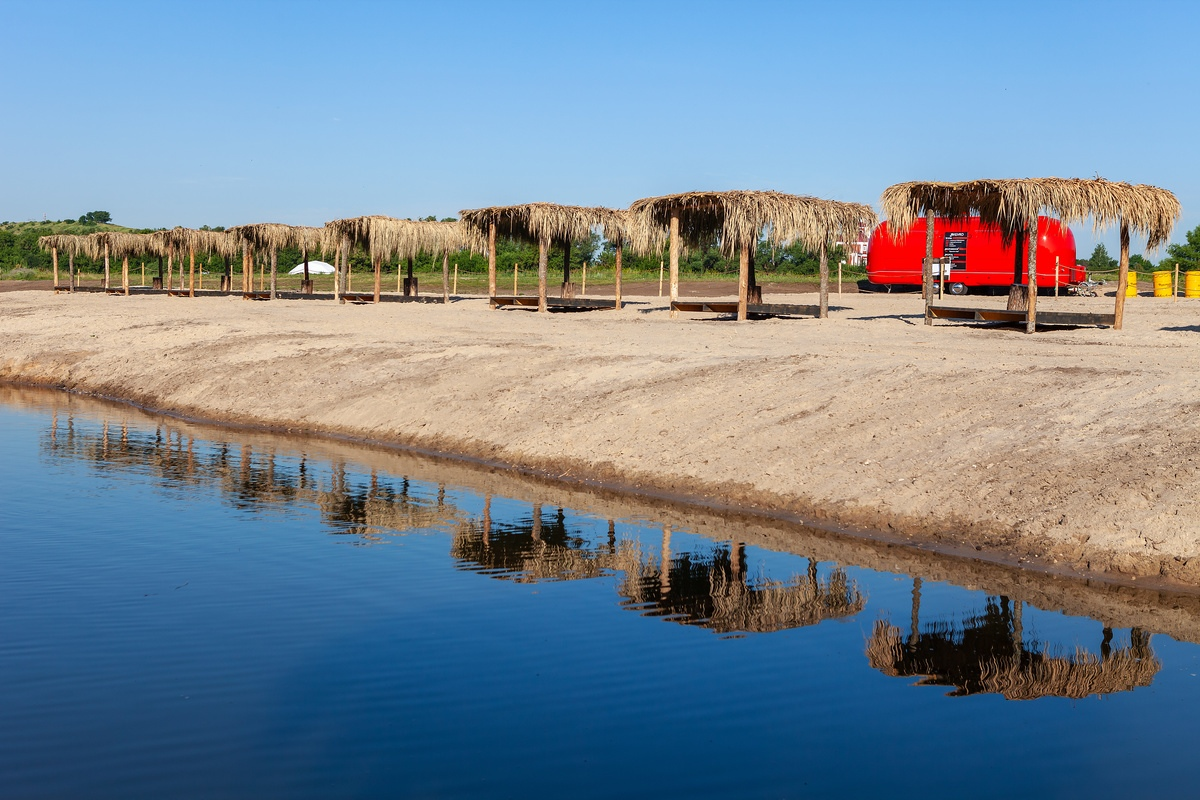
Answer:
150, 227, 240, 258
628, 190, 878, 257
56, 231, 167, 260
37, 234, 89, 257
323, 216, 476, 262
880, 177, 1181, 249
459, 203, 610, 248
865, 620, 1160, 699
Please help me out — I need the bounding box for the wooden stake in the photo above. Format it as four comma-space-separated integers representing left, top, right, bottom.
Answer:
537, 237, 548, 313
668, 213, 680, 317
837, 259, 842, 295
1114, 222, 1130, 330
51, 246, 58, 288
332, 242, 341, 301
614, 246, 623, 310
122, 255, 129, 296
513, 261, 519, 296
103, 242, 110, 290
582, 261, 587, 295
406, 256, 414, 296
453, 263, 458, 295
1025, 216, 1038, 334
923, 210, 934, 325
167, 250, 174, 292
397, 260, 402, 293
819, 241, 829, 318
373, 254, 381, 304
658, 259, 664, 297
1175, 262, 1180, 303
198, 256, 203, 291
68, 251, 74, 291
189, 246, 196, 298
1054, 256, 1060, 298
737, 240, 749, 321
442, 252, 449, 304
487, 222, 497, 301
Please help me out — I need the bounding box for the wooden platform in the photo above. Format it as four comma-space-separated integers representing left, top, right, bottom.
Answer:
491, 296, 617, 311
671, 300, 822, 318
930, 305, 1117, 327
243, 291, 272, 301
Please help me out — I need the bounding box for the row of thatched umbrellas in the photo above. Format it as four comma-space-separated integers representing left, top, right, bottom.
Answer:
39, 178, 1181, 330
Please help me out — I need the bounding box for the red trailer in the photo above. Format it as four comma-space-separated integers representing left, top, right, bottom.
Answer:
866, 215, 1081, 294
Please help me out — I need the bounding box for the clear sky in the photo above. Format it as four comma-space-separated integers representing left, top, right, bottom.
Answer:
2, 0, 1196, 256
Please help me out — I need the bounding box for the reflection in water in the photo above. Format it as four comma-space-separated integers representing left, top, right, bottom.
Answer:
453, 508, 866, 634
42, 410, 465, 540
867, 578, 1160, 699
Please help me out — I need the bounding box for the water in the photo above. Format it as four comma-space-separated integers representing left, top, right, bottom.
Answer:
3, 387, 1200, 798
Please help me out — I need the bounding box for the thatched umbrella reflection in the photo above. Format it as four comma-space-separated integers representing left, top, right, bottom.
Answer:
866, 579, 1160, 699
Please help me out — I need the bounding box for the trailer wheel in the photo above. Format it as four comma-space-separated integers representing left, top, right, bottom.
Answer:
947, 282, 967, 296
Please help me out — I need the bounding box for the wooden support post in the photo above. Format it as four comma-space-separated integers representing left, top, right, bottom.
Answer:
819, 241, 829, 319
189, 246, 196, 298
487, 222, 497, 301
838, 259, 843, 295
157, 254, 164, 290
397, 260, 402, 293
403, 256, 416, 297
747, 246, 761, 304
923, 209, 934, 325
332, 242, 341, 301
1175, 262, 1180, 303
270, 249, 278, 300
614, 246, 623, 310
198, 256, 204, 291
167, 250, 174, 293
1114, 222, 1130, 330
442, 252, 449, 304
537, 237, 548, 313
122, 255, 129, 296
582, 261, 587, 295
737, 240, 749, 321
668, 213, 680, 317
373, 254, 382, 304
258, 254, 264, 293
1054, 256, 1060, 298
68, 251, 75, 290
51, 246, 58, 288
513, 262, 519, 295
453, 263, 458, 296
141, 260, 145, 288
561, 240, 573, 299
103, 242, 110, 290
658, 259, 664, 297
302, 250, 310, 294
1025, 216, 1038, 334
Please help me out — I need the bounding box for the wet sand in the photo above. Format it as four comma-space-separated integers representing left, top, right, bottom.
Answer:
3, 284, 1200, 586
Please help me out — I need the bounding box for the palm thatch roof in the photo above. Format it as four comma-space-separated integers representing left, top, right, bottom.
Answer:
459, 203, 610, 248
628, 190, 878, 256
880, 177, 1181, 248
150, 227, 240, 258
323, 216, 476, 262
226, 223, 327, 256
595, 208, 667, 256
37, 234, 89, 257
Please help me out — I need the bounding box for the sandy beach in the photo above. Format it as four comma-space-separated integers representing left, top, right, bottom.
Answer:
4, 284, 1200, 587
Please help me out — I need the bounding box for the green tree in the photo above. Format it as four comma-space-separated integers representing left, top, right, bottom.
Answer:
1165, 223, 1200, 272
1085, 243, 1117, 272
78, 210, 112, 224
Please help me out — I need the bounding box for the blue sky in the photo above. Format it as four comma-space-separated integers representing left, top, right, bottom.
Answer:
2, 0, 1196, 256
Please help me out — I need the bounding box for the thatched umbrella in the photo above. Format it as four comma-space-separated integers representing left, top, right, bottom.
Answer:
880, 178, 1180, 332
594, 208, 665, 310
226, 223, 325, 299
628, 190, 878, 321
459, 203, 611, 312
149, 228, 238, 297
37, 234, 89, 291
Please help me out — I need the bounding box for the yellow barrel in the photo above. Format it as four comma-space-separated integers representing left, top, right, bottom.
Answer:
1186, 271, 1200, 298
1126, 272, 1138, 297
1153, 271, 1173, 297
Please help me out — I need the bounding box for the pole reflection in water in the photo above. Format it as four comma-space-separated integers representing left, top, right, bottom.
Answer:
866, 577, 1160, 699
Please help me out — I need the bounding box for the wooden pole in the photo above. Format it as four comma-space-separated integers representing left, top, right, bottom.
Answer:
270, 249, 279, 299
923, 209, 934, 325
51, 246, 58, 288
737, 240, 749, 321
373, 254, 381, 304
122, 255, 129, 296
103, 242, 110, 290
397, 259, 402, 293
1054, 256, 1060, 298
819, 241, 830, 318
1175, 262, 1180, 303
198, 255, 203, 291
258, 254, 264, 293
582, 261, 587, 295
189, 246, 196, 298
537, 237, 548, 313
838, 259, 842, 295
513, 262, 518, 295
487, 222, 497, 302
668, 212, 680, 317
332, 242, 341, 301
614, 246, 623, 310
658, 259, 664, 297
406, 256, 414, 296
453, 263, 458, 296
157, 254, 163, 290
167, 250, 174, 293
240, 246, 248, 295
141, 260, 145, 288
1114, 222, 1130, 330
442, 252, 449, 304
68, 251, 74, 290
1025, 216, 1038, 334
561, 240, 572, 298
302, 249, 309, 293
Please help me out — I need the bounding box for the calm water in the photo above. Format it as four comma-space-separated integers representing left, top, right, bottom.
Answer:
3, 389, 1200, 799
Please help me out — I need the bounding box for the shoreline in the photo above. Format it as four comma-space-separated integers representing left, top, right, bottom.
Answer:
4, 287, 1200, 588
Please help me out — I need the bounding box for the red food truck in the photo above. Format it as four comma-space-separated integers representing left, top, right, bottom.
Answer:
865, 216, 1082, 294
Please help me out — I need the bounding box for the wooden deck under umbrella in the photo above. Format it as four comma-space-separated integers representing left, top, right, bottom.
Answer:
628, 190, 877, 321
459, 203, 617, 313
880, 177, 1181, 333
